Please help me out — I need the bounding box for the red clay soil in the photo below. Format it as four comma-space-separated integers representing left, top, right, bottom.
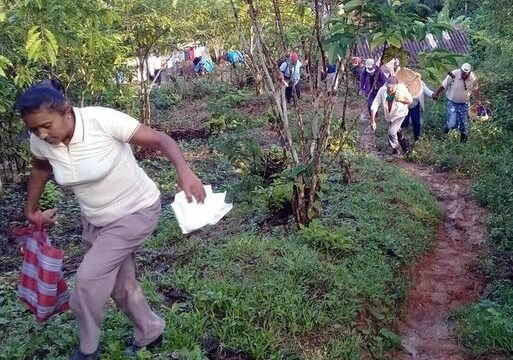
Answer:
359, 115, 489, 360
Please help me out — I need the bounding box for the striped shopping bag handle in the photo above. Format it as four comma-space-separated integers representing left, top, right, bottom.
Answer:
13, 213, 46, 245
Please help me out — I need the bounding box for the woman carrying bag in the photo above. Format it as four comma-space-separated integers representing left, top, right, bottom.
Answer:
16, 79, 206, 360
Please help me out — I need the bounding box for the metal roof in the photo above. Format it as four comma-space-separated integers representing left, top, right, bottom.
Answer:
356, 29, 469, 67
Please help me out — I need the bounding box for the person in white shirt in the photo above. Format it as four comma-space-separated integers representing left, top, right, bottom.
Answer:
16, 79, 206, 360
147, 55, 156, 80
401, 81, 435, 142
279, 51, 302, 104
432, 63, 481, 143
148, 53, 162, 84
370, 76, 413, 154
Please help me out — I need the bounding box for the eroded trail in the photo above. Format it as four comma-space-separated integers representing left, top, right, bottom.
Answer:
359, 115, 487, 360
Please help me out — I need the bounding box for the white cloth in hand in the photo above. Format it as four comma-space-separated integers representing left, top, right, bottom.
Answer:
171, 185, 233, 234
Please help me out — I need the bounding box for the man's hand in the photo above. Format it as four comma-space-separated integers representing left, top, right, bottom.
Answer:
27, 208, 58, 226
177, 166, 206, 203
370, 118, 377, 131
432, 85, 445, 101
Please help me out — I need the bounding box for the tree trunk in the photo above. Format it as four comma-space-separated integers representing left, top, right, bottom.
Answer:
272, 0, 287, 53
255, 73, 264, 95
243, 0, 339, 226
138, 55, 151, 126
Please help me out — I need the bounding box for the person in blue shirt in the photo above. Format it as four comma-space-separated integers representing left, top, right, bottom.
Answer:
326, 62, 338, 95
193, 56, 214, 76
226, 50, 244, 68
360, 58, 387, 117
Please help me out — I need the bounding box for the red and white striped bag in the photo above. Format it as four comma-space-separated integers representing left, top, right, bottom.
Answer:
14, 219, 70, 322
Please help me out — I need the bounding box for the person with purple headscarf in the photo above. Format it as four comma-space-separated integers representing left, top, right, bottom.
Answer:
360, 58, 387, 116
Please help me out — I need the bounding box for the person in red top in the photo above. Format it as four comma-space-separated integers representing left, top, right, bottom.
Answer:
187, 47, 195, 61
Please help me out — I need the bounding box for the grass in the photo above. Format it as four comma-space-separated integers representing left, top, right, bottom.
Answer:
452, 282, 513, 356
0, 83, 442, 359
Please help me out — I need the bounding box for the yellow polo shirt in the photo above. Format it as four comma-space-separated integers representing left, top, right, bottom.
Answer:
442, 69, 478, 104
30, 107, 160, 227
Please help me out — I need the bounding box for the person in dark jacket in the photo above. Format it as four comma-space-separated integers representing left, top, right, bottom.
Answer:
360, 58, 387, 117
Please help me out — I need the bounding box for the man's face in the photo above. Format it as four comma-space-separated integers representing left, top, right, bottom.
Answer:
462, 71, 470, 80
366, 67, 376, 75
387, 84, 398, 95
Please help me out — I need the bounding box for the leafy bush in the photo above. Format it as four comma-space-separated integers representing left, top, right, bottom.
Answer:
39, 180, 62, 210
255, 177, 293, 214
207, 113, 244, 134
261, 146, 287, 180
150, 85, 182, 110
207, 90, 251, 134
217, 135, 263, 176
217, 134, 287, 180
297, 219, 353, 254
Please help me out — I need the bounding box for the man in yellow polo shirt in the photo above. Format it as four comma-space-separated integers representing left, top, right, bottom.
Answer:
432, 63, 481, 143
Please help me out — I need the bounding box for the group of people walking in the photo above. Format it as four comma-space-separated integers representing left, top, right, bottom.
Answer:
361, 57, 480, 154
277, 51, 481, 155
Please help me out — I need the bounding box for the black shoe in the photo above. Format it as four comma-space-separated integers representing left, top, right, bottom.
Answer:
125, 334, 163, 357
69, 348, 100, 360
399, 137, 410, 153
392, 148, 399, 155
460, 133, 468, 143
443, 126, 449, 134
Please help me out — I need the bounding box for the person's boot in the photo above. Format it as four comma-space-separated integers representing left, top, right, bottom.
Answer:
398, 132, 410, 153
399, 137, 410, 153
392, 147, 399, 155
69, 348, 100, 360
125, 334, 163, 357
443, 125, 449, 135
460, 132, 468, 143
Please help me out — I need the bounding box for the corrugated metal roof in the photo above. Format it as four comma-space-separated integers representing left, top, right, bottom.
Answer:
356, 29, 469, 67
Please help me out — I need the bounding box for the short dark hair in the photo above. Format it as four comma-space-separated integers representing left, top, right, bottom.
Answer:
386, 76, 399, 85
16, 78, 67, 117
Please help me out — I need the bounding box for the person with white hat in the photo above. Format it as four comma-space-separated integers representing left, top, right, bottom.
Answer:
360, 58, 387, 116
370, 76, 413, 155
432, 63, 481, 143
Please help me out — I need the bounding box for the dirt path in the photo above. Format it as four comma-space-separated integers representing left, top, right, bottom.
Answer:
358, 114, 488, 360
